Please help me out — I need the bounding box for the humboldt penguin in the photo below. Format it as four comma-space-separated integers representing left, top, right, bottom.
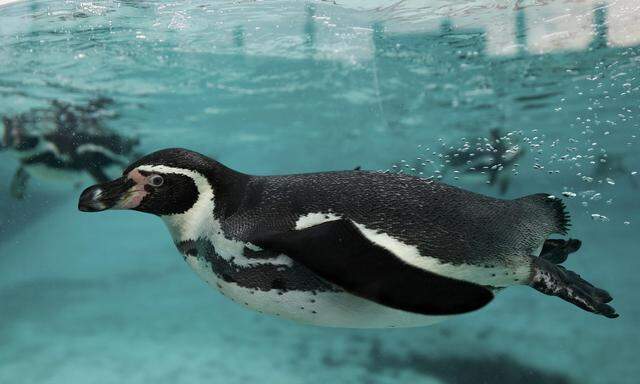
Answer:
78, 148, 617, 328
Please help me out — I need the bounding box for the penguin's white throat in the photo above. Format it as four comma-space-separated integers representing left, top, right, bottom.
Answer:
161, 195, 216, 244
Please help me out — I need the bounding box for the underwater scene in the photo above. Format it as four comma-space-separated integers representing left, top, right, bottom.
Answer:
0, 0, 638, 383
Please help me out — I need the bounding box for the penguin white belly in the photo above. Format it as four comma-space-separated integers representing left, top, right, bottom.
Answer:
160, 197, 441, 328
184, 254, 443, 328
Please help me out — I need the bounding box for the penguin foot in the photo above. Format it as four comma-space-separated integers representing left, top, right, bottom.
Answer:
10, 167, 29, 200
530, 258, 618, 318
539, 238, 581, 264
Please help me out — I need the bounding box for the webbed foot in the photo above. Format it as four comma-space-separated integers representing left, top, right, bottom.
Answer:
530, 258, 617, 318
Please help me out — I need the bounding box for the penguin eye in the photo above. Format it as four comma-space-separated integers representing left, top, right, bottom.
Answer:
148, 174, 164, 187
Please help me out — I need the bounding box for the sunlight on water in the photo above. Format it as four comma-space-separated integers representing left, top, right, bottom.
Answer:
0, 1, 638, 384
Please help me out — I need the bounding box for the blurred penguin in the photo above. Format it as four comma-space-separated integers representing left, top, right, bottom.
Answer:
592, 153, 638, 189
443, 129, 525, 195
1, 98, 139, 199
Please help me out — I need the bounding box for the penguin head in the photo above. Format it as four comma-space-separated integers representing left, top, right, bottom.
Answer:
78, 148, 221, 216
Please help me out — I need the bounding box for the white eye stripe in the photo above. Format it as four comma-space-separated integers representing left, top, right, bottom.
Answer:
136, 165, 212, 195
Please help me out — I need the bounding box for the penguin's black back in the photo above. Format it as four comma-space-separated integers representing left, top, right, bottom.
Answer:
219, 170, 551, 267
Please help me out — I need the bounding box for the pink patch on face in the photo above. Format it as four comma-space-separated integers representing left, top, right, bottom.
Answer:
116, 169, 150, 209
128, 169, 148, 184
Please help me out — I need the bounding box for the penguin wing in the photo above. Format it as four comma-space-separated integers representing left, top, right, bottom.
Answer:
249, 219, 494, 315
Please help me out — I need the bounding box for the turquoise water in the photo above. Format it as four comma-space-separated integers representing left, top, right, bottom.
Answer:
0, 1, 638, 383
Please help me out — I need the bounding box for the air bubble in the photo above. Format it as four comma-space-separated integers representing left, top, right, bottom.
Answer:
591, 214, 610, 222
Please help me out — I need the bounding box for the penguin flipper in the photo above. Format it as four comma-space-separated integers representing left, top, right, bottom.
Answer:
249, 219, 494, 316
10, 166, 29, 200
530, 258, 617, 318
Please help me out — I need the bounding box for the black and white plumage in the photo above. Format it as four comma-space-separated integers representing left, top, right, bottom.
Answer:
78, 148, 618, 328
1, 99, 138, 199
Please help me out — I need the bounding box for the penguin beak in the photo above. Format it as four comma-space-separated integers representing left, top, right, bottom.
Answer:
78, 177, 138, 212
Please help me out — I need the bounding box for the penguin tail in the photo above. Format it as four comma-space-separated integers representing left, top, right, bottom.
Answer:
514, 193, 570, 235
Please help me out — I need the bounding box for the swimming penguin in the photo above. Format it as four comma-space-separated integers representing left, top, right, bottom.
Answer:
78, 148, 617, 328
1, 98, 138, 199
592, 153, 638, 189
444, 129, 525, 195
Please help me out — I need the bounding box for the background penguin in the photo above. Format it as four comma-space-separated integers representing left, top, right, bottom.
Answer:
592, 153, 638, 189
78, 148, 617, 328
1, 98, 139, 199
443, 129, 525, 195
